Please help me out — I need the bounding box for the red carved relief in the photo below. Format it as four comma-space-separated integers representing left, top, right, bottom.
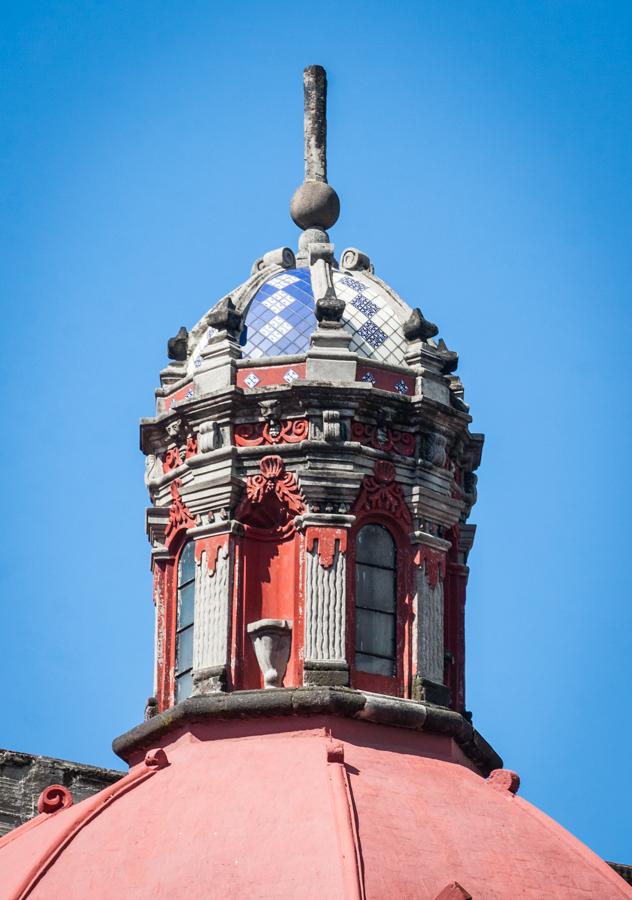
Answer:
163, 447, 182, 473
413, 544, 447, 588
237, 455, 305, 533
305, 527, 348, 568
235, 418, 308, 447
352, 460, 412, 527
194, 534, 229, 574
164, 479, 196, 548
351, 421, 415, 457
163, 435, 198, 472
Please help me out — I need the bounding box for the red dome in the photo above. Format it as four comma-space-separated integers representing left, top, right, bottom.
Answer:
1, 713, 629, 899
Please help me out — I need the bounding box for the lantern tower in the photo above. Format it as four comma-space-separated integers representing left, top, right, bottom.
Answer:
2, 66, 630, 900
142, 65, 479, 717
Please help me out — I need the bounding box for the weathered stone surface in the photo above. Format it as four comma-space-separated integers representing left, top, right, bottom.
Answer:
0, 748, 122, 836
112, 687, 502, 775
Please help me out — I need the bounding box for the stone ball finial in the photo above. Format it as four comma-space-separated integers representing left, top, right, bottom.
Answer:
291, 65, 340, 233
290, 181, 340, 231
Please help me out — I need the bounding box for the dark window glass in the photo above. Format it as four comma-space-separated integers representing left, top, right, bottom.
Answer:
175, 541, 195, 701
355, 525, 396, 677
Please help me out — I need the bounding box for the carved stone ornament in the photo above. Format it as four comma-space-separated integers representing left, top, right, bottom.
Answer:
199, 420, 221, 452
162, 434, 197, 473
235, 418, 308, 447
353, 460, 413, 527
194, 535, 229, 574
164, 479, 196, 547
247, 619, 293, 688
236, 455, 305, 532
423, 432, 448, 467
403, 307, 439, 342
351, 421, 415, 457
37, 784, 74, 814
413, 544, 447, 588
305, 526, 348, 568
206, 296, 241, 337
167, 326, 188, 362
144, 454, 162, 489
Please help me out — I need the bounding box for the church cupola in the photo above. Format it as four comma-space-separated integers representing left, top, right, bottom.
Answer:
141, 65, 482, 716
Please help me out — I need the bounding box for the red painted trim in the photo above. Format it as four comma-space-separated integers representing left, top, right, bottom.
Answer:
305, 527, 348, 568
194, 535, 229, 574
162, 446, 183, 473
351, 420, 415, 457
237, 362, 306, 390
164, 479, 196, 551
413, 545, 447, 589
234, 417, 308, 447
352, 460, 413, 527
325, 742, 365, 900
356, 364, 414, 395
163, 382, 194, 410
236, 455, 305, 535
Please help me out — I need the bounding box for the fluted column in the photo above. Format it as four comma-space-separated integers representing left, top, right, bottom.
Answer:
299, 515, 354, 687
191, 531, 234, 694
412, 532, 451, 706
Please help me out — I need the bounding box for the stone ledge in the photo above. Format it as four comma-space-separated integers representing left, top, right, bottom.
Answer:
112, 688, 502, 776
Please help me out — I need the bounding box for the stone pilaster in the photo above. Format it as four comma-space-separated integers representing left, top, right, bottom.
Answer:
190, 529, 235, 694
412, 531, 451, 707
298, 515, 354, 687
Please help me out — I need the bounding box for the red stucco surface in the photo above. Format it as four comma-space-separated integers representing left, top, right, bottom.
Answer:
1, 718, 629, 899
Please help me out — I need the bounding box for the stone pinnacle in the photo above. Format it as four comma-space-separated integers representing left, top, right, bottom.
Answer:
290, 65, 340, 233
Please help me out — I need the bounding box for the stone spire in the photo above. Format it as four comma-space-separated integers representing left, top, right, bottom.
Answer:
290, 65, 340, 244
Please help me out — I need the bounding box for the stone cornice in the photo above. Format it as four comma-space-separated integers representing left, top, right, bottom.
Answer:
112, 687, 502, 776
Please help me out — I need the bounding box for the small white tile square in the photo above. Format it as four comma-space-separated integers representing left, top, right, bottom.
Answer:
283, 368, 299, 383
267, 273, 299, 289
244, 372, 260, 388
260, 316, 293, 343
262, 290, 295, 313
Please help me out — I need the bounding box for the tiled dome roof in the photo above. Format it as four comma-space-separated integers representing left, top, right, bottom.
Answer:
186, 265, 413, 375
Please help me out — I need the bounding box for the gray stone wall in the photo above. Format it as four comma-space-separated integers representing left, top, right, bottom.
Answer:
0, 748, 123, 836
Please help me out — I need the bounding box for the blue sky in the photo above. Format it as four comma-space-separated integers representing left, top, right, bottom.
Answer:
1, 0, 631, 863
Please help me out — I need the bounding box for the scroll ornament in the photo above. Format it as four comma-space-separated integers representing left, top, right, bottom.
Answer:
235, 418, 308, 447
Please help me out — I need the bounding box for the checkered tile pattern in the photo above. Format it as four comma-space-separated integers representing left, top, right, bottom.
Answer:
235, 267, 407, 365
241, 269, 316, 359
334, 272, 406, 365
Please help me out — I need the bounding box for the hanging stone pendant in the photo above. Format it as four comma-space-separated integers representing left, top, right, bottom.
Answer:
247, 619, 293, 688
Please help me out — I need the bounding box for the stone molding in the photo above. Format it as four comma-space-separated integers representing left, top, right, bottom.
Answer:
112, 687, 502, 777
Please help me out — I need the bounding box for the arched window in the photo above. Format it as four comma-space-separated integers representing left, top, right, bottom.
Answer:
355, 524, 397, 677
175, 541, 195, 701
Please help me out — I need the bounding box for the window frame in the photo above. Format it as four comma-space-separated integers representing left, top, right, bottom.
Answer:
173, 539, 196, 703
354, 524, 398, 678
347, 513, 410, 697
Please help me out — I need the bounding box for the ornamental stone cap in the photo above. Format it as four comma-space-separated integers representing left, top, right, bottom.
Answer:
161, 66, 456, 387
